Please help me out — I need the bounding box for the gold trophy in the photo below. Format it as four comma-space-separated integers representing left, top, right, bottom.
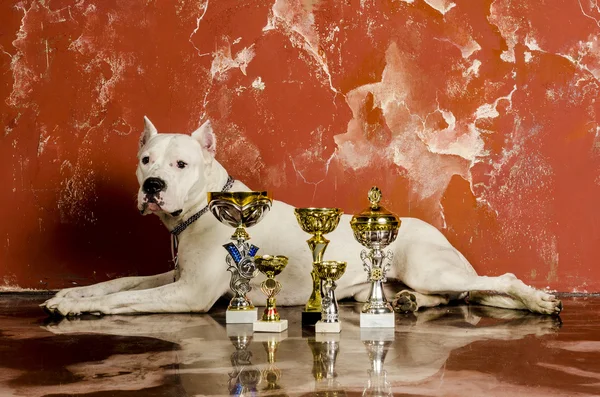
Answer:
350, 187, 400, 329
294, 208, 343, 325
253, 255, 288, 332
314, 260, 347, 333
208, 191, 273, 324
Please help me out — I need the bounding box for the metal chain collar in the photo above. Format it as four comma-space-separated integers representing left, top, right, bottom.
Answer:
170, 175, 235, 281
170, 175, 235, 237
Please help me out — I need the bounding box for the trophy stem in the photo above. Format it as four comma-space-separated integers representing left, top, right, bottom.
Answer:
320, 279, 340, 323
262, 297, 280, 322
305, 233, 329, 312
224, 227, 259, 311
232, 226, 250, 242
306, 269, 322, 312
362, 248, 393, 315
307, 233, 329, 263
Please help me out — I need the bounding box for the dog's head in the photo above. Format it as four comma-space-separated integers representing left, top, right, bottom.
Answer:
136, 116, 217, 217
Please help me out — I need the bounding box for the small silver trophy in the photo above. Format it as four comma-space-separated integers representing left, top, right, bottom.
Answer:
350, 187, 400, 328
208, 191, 272, 323
314, 260, 346, 333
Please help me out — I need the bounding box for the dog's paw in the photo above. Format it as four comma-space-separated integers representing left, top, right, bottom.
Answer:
392, 290, 419, 313
522, 290, 563, 316
40, 296, 84, 317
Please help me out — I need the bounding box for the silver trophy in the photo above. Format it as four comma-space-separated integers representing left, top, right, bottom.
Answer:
350, 187, 400, 328
208, 191, 272, 323
314, 260, 346, 333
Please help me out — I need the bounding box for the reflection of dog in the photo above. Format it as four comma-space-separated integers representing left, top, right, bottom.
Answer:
26, 305, 561, 396
41, 117, 562, 316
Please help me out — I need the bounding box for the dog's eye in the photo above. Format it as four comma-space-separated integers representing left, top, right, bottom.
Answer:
177, 161, 187, 169
142, 156, 150, 165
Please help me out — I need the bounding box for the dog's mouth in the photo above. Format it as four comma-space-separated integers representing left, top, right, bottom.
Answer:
140, 198, 183, 217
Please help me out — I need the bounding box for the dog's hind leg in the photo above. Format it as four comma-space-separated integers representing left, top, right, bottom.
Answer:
391, 290, 450, 312
402, 248, 561, 315
467, 291, 528, 310
42, 271, 175, 311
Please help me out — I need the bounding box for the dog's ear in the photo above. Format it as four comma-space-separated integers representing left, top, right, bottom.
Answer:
192, 120, 217, 156
140, 116, 158, 149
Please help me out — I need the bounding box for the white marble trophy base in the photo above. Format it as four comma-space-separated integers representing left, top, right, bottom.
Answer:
315, 321, 342, 333
360, 312, 395, 328
226, 308, 258, 324
253, 319, 288, 333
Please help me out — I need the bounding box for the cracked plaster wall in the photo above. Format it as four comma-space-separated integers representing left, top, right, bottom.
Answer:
1, 0, 599, 292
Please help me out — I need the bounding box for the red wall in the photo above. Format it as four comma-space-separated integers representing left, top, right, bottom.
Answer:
1, 0, 599, 292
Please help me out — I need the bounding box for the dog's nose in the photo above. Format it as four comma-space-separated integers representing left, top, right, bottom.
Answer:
143, 177, 166, 194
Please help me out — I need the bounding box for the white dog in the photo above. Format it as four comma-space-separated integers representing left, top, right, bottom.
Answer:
41, 118, 563, 317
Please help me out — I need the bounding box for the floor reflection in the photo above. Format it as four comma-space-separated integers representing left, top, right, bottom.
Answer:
0, 296, 598, 396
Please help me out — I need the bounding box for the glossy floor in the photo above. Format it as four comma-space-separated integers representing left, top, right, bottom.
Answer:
0, 295, 599, 396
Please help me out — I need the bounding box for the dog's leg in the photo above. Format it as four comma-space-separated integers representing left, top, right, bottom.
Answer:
467, 291, 529, 311
44, 271, 175, 302
391, 290, 450, 312
43, 279, 217, 316
402, 248, 561, 315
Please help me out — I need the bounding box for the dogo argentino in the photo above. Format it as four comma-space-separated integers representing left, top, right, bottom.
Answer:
41, 118, 563, 317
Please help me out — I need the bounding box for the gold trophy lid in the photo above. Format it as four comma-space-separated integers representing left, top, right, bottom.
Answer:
350, 187, 400, 232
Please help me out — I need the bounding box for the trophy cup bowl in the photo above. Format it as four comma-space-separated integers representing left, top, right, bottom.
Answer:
208, 191, 273, 323
313, 260, 347, 283
294, 208, 343, 324
255, 255, 288, 279
294, 208, 343, 236
350, 187, 401, 328
350, 220, 399, 250
208, 191, 272, 239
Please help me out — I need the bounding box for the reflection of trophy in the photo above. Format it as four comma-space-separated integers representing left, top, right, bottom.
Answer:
208, 191, 273, 323
255, 333, 288, 396
253, 255, 288, 332
227, 324, 262, 396
361, 329, 394, 397
314, 261, 346, 333
294, 208, 343, 325
308, 334, 345, 396
350, 187, 400, 328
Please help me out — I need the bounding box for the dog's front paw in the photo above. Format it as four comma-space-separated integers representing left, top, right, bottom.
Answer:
40, 296, 85, 317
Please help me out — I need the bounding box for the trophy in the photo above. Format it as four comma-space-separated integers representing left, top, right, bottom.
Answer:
350, 187, 400, 328
253, 255, 289, 332
314, 260, 346, 333
208, 191, 273, 323
294, 208, 343, 325
361, 329, 394, 397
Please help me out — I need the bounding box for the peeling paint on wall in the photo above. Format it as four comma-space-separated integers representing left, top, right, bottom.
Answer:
1, 0, 600, 291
